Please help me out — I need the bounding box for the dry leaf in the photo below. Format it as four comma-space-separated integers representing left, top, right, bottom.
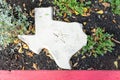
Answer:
42, 48, 49, 53
18, 47, 23, 53
14, 39, 20, 44
79, 0, 85, 3
9, 5, 12, 9
74, 11, 79, 15
26, 52, 34, 57
22, 66, 25, 70
64, 18, 69, 22
30, 9, 34, 17
102, 2, 110, 8
83, 8, 88, 13
91, 28, 96, 33
118, 56, 120, 60
95, 8, 98, 11
112, 20, 116, 23
83, 22, 87, 25
114, 61, 118, 69
97, 10, 104, 14
82, 13, 90, 16
23, 43, 29, 49
46, 53, 54, 60
27, 25, 35, 34
33, 63, 38, 70
63, 13, 67, 18
23, 3, 26, 7
73, 62, 78, 67
81, 56, 86, 59
99, 0, 103, 2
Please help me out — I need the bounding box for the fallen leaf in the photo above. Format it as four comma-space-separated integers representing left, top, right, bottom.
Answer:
18, 47, 23, 53
26, 52, 34, 57
33, 63, 38, 70
32, 26, 35, 33
23, 3, 26, 7
63, 13, 67, 18
118, 56, 120, 60
97, 10, 104, 14
91, 28, 96, 33
42, 48, 49, 53
81, 56, 86, 59
46, 52, 54, 60
22, 66, 25, 70
14, 39, 20, 44
95, 8, 98, 11
27, 25, 35, 34
23, 43, 29, 49
87, 67, 94, 70
94, 37, 99, 41
83, 22, 87, 25
9, 5, 12, 9
74, 11, 79, 15
82, 13, 90, 16
112, 20, 116, 23
29, 25, 33, 30
79, 0, 85, 3
102, 2, 110, 8
64, 18, 69, 22
73, 62, 78, 67
83, 8, 88, 13
30, 9, 34, 17
114, 61, 118, 69
99, 0, 103, 2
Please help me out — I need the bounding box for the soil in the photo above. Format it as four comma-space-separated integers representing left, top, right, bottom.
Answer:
0, 0, 119, 70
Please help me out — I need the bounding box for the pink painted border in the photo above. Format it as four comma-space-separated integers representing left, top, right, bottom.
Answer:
0, 70, 120, 80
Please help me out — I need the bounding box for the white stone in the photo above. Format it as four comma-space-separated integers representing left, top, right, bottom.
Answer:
18, 7, 87, 69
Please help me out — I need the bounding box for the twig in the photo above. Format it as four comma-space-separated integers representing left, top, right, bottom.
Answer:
111, 38, 120, 44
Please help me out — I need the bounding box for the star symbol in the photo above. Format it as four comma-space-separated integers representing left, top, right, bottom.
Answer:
53, 31, 68, 43
18, 7, 87, 69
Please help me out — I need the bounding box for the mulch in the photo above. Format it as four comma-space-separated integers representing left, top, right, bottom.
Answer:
0, 0, 119, 70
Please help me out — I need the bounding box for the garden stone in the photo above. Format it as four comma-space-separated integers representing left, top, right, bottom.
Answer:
18, 7, 87, 69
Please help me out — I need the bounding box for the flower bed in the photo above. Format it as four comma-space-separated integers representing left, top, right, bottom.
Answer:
0, 0, 120, 70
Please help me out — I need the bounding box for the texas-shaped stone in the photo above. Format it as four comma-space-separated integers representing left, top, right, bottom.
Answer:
18, 7, 87, 69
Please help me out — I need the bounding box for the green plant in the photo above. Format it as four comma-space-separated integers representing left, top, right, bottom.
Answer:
104, 0, 120, 15
81, 28, 115, 57
53, 0, 91, 16
0, 0, 29, 47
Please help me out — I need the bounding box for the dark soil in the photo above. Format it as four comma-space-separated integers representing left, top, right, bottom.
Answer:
0, 0, 119, 70
0, 43, 59, 70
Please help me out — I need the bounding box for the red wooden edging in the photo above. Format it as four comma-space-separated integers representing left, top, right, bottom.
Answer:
0, 70, 120, 80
